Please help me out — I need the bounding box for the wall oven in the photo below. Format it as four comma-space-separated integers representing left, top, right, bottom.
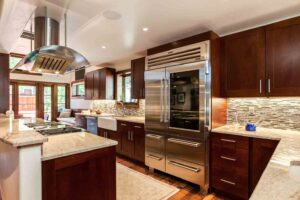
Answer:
144, 41, 211, 190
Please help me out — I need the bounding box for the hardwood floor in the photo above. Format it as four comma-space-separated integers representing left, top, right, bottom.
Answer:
117, 156, 226, 200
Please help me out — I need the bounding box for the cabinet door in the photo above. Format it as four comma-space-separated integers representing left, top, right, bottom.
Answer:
131, 57, 145, 99
85, 72, 94, 100
93, 71, 100, 99
118, 121, 133, 157
250, 138, 278, 193
132, 123, 145, 162
98, 128, 106, 137
266, 17, 300, 96
221, 28, 265, 97
108, 130, 121, 153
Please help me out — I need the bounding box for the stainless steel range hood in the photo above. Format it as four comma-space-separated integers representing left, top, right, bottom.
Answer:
11, 15, 89, 75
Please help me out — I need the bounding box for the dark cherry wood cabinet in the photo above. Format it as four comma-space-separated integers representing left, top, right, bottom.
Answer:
211, 132, 279, 200
221, 16, 300, 97
211, 133, 250, 199
266, 17, 300, 96
250, 138, 278, 193
42, 146, 116, 200
117, 120, 145, 163
98, 128, 122, 153
85, 68, 115, 100
131, 57, 145, 99
221, 28, 266, 97
0, 53, 9, 113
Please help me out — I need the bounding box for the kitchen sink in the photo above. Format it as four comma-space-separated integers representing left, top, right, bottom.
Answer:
98, 116, 117, 131
289, 161, 300, 182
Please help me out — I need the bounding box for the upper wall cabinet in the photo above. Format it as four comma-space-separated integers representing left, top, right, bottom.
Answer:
221, 16, 300, 97
221, 28, 266, 97
85, 68, 115, 100
266, 17, 300, 96
131, 57, 145, 99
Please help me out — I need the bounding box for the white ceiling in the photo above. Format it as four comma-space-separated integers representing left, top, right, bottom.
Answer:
2, 0, 300, 66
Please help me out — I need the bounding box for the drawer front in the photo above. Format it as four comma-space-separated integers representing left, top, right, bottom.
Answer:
212, 174, 249, 199
145, 133, 166, 172
166, 159, 205, 186
211, 145, 249, 171
166, 137, 205, 165
212, 132, 249, 151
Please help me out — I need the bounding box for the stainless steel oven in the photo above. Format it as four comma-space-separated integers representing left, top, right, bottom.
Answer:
145, 41, 211, 190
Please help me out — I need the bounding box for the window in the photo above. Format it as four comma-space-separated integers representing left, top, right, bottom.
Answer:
18, 85, 36, 118
44, 86, 52, 120
9, 56, 22, 69
57, 86, 66, 112
117, 73, 137, 103
71, 82, 85, 97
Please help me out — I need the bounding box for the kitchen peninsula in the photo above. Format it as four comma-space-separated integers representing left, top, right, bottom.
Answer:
0, 117, 117, 200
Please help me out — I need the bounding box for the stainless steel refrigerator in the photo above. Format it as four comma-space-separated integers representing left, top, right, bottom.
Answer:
144, 41, 211, 190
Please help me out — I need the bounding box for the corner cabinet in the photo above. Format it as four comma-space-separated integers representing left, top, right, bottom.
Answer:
266, 17, 300, 96
131, 57, 145, 99
85, 68, 115, 100
221, 16, 300, 97
210, 132, 278, 200
221, 28, 265, 97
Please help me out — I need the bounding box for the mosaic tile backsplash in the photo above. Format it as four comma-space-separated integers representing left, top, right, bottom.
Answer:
92, 99, 145, 117
227, 98, 300, 131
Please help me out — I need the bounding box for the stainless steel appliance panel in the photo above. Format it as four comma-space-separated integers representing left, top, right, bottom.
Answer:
144, 68, 168, 134
166, 158, 205, 186
145, 133, 166, 172
166, 137, 205, 165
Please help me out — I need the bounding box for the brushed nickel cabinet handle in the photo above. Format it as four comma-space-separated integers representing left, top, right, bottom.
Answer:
268, 78, 271, 93
147, 154, 162, 161
220, 179, 236, 186
167, 138, 200, 147
121, 123, 127, 126
220, 156, 236, 162
134, 125, 142, 129
259, 79, 262, 94
168, 161, 200, 173
220, 138, 236, 143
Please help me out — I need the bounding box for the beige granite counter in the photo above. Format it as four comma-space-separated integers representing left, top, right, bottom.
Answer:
212, 125, 300, 200
115, 116, 145, 124
0, 118, 48, 147
42, 132, 118, 161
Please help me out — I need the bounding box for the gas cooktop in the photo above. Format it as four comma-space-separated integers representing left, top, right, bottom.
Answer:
25, 122, 83, 136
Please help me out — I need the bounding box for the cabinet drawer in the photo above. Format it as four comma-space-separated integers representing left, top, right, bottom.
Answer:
212, 132, 249, 150
212, 174, 249, 199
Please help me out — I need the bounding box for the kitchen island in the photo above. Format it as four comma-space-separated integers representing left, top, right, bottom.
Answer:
0, 118, 117, 200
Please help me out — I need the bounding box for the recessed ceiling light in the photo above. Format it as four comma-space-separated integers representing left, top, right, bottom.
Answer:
142, 27, 149, 32
102, 46, 106, 49
38, 69, 42, 72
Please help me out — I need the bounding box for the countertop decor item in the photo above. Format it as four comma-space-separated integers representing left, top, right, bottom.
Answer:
245, 123, 256, 131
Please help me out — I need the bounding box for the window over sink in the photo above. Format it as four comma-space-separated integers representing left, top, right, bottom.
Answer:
117, 70, 138, 104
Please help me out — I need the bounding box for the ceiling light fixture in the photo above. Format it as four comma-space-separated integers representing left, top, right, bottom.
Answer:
38, 69, 42, 72
142, 27, 149, 32
102, 46, 106, 49
55, 71, 59, 74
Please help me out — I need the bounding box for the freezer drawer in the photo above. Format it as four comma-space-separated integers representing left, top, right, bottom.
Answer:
145, 133, 166, 172
166, 158, 205, 186
166, 137, 205, 165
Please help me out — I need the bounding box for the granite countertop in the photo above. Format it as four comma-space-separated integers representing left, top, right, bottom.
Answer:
42, 132, 118, 161
212, 125, 300, 200
0, 118, 48, 147
114, 116, 145, 124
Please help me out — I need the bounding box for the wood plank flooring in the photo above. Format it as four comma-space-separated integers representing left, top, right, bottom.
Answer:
117, 156, 227, 200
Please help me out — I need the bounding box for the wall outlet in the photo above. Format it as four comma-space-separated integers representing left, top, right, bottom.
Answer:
249, 106, 255, 114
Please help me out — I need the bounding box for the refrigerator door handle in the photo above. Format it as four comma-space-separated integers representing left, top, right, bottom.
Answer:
160, 79, 164, 122
164, 79, 169, 123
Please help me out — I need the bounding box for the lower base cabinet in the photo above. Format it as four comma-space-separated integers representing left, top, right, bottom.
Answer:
42, 147, 116, 200
210, 132, 278, 200
98, 128, 121, 153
